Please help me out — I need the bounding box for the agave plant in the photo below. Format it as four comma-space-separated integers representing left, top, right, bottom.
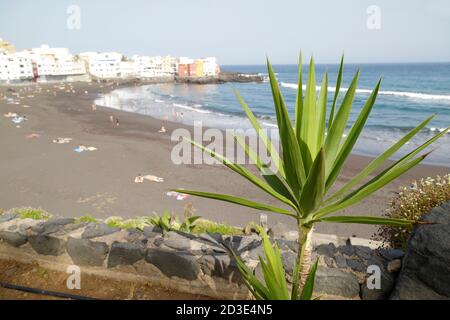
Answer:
173, 54, 449, 299
149, 211, 201, 234
224, 231, 318, 300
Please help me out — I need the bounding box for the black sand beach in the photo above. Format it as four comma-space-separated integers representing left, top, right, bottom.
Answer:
0, 81, 448, 238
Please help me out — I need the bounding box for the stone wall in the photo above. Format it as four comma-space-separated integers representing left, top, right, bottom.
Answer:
0, 213, 404, 300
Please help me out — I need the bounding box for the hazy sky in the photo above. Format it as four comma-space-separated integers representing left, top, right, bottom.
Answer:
1, 0, 449, 64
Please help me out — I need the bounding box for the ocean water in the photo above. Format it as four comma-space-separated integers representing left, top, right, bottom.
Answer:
95, 63, 450, 167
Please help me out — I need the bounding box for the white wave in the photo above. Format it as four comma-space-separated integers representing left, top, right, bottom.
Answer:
154, 99, 164, 103
429, 127, 450, 133
261, 121, 278, 128
172, 103, 211, 114
280, 82, 450, 102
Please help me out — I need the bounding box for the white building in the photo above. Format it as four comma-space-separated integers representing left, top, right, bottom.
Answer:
161, 56, 177, 75
23, 45, 85, 77
0, 52, 33, 81
201, 57, 219, 76
79, 52, 123, 79
131, 55, 164, 78
118, 60, 136, 78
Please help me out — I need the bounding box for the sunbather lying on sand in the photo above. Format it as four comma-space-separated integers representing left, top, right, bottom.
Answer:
144, 175, 164, 182
53, 137, 73, 144
26, 133, 40, 139
12, 115, 27, 124
134, 174, 164, 183
3, 112, 18, 118
166, 191, 189, 201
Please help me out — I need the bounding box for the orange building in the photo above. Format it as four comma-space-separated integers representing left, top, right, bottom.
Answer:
177, 63, 189, 77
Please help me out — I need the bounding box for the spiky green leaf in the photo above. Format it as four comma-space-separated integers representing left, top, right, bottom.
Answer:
325, 78, 381, 191
328, 54, 344, 130
185, 137, 297, 210
267, 59, 306, 194
299, 148, 325, 216
318, 215, 416, 226
313, 153, 428, 219
171, 189, 296, 218
299, 259, 319, 300
234, 89, 284, 177
324, 70, 360, 178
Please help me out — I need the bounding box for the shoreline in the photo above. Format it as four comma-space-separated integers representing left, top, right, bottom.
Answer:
0, 71, 265, 87
0, 81, 448, 239
94, 79, 450, 168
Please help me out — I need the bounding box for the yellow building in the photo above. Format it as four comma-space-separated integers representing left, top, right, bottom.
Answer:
0, 38, 16, 54
194, 59, 204, 77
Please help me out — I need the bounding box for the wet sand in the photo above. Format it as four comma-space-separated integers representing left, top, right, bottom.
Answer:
0, 81, 448, 238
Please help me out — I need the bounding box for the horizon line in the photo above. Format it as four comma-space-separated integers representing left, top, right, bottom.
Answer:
222, 61, 450, 66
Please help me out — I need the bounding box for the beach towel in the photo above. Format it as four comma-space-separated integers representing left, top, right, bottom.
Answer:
74, 145, 97, 153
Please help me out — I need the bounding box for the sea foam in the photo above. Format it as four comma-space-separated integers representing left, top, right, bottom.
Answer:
280, 82, 450, 102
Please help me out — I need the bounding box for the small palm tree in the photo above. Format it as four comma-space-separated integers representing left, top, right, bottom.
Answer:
174, 54, 449, 299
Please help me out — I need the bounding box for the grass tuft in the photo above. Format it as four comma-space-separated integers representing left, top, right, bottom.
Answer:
75, 215, 99, 224
13, 207, 52, 220
105, 216, 151, 230
192, 219, 243, 235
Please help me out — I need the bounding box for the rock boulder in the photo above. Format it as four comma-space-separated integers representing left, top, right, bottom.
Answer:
391, 201, 450, 300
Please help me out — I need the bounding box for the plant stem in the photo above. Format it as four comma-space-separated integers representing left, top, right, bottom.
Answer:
291, 223, 313, 299
299, 225, 313, 286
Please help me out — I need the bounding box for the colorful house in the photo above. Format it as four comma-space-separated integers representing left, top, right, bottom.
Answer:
193, 59, 204, 77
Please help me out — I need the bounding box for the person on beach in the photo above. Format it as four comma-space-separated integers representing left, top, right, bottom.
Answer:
134, 174, 144, 183
159, 118, 167, 133
92, 103, 97, 111
115, 117, 120, 126
109, 115, 114, 123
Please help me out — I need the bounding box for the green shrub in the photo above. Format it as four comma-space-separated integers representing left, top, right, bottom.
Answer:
148, 212, 172, 233
14, 207, 52, 220
105, 216, 151, 230
75, 215, 98, 223
193, 219, 243, 235
243, 221, 266, 235
374, 174, 450, 250
149, 211, 200, 234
